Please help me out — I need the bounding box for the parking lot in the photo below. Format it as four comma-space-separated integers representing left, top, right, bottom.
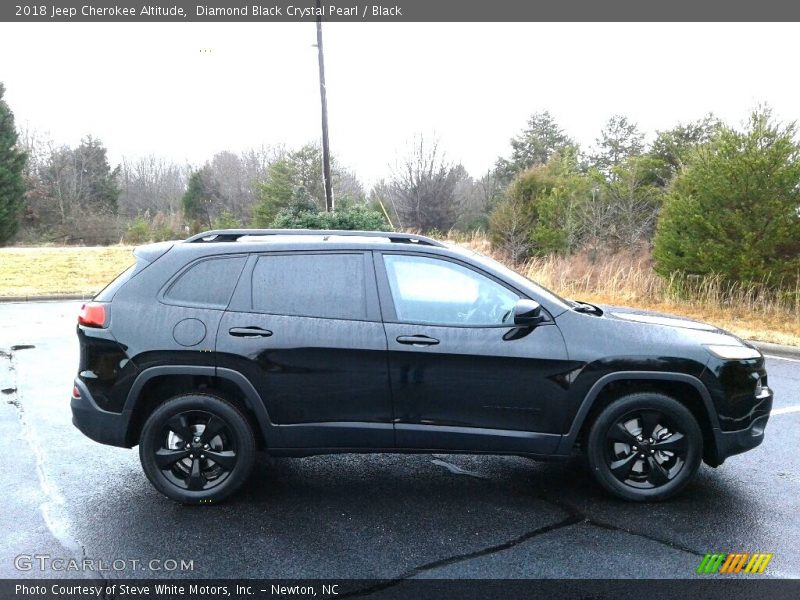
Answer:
2, 301, 799, 580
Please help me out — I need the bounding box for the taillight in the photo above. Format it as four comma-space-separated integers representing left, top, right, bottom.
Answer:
78, 303, 107, 328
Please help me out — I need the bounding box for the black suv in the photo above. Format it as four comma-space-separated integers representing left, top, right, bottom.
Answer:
72, 229, 772, 504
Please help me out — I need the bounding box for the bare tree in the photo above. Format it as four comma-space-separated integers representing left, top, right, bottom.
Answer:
118, 155, 187, 217
333, 167, 366, 205
603, 157, 664, 250
388, 136, 461, 231
476, 169, 501, 209
208, 151, 249, 221
488, 198, 532, 263
577, 183, 616, 260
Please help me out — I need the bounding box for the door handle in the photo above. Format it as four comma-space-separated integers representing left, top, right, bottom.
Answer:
228, 326, 273, 338
396, 335, 439, 347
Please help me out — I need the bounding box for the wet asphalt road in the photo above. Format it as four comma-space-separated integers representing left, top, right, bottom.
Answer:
1, 301, 798, 581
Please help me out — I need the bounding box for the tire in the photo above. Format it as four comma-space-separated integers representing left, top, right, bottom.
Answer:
586, 392, 702, 502
139, 393, 256, 505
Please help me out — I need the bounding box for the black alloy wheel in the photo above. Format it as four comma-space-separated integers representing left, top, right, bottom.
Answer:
157, 410, 237, 491
139, 393, 256, 504
587, 392, 702, 501
604, 409, 687, 488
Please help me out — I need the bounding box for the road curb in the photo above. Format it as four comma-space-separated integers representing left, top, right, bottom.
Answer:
752, 341, 800, 359
0, 294, 92, 303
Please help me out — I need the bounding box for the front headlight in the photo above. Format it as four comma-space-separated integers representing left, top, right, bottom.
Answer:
704, 344, 762, 360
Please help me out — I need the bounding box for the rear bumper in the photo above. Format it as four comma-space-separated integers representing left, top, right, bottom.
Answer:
709, 389, 772, 465
71, 379, 131, 448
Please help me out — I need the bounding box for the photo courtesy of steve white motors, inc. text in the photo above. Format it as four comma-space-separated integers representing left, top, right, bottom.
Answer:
15, 583, 340, 597
13, 4, 404, 19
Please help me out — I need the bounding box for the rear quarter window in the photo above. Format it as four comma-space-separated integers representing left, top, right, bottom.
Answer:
252, 253, 367, 320
94, 262, 140, 301
164, 256, 247, 308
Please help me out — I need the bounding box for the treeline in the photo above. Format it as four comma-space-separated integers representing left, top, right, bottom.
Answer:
486, 109, 800, 287
1, 80, 799, 289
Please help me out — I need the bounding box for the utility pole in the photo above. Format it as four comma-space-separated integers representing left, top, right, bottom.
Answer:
315, 0, 333, 212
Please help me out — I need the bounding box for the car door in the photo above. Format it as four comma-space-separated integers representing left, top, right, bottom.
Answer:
375, 251, 570, 455
216, 250, 394, 449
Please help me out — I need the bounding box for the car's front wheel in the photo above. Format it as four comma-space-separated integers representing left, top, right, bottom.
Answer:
139, 393, 256, 504
586, 392, 702, 501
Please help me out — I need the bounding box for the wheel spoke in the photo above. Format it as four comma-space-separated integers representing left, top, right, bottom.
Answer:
204, 450, 236, 471
200, 415, 227, 445
646, 456, 670, 486
652, 432, 686, 453
155, 448, 190, 469
609, 452, 639, 481
639, 410, 662, 439
186, 458, 205, 491
166, 414, 192, 442
608, 422, 638, 445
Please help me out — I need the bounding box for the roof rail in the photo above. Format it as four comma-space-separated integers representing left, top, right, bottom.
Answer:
184, 229, 446, 247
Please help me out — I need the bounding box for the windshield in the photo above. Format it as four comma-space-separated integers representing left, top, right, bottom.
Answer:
447, 245, 572, 311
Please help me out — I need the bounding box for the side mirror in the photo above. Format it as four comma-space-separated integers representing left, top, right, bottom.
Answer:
513, 299, 544, 327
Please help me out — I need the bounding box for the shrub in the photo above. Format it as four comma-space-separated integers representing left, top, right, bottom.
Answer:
123, 212, 182, 244
654, 108, 800, 287
124, 215, 151, 244
271, 205, 390, 231
212, 211, 240, 230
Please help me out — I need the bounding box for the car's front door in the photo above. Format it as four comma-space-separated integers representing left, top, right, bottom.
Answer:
217, 251, 393, 450
376, 252, 570, 455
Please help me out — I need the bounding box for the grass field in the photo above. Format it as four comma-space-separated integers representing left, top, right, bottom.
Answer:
1, 242, 798, 346
0, 246, 135, 298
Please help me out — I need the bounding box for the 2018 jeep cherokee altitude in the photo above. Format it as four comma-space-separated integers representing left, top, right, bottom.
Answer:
71, 229, 772, 504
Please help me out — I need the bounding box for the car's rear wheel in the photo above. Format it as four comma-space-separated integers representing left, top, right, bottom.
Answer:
139, 393, 255, 504
586, 392, 702, 501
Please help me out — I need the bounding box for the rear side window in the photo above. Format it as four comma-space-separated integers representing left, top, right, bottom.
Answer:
165, 256, 246, 308
252, 253, 367, 320
94, 262, 139, 301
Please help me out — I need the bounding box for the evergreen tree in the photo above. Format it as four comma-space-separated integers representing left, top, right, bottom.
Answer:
495, 111, 575, 184
0, 83, 27, 245
648, 115, 721, 186
74, 136, 120, 213
182, 167, 220, 231
252, 159, 297, 227
490, 151, 589, 258
590, 115, 645, 176
654, 108, 800, 285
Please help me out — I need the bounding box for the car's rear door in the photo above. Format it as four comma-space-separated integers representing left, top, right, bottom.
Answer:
216, 250, 393, 450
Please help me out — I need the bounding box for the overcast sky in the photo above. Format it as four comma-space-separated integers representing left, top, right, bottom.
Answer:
0, 22, 798, 185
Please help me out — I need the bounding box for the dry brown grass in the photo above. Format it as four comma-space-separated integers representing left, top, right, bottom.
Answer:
0, 246, 134, 298
454, 233, 800, 346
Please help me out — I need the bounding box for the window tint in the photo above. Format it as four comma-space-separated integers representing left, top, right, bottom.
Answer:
383, 254, 518, 326
95, 262, 138, 301
252, 253, 367, 320
165, 256, 246, 307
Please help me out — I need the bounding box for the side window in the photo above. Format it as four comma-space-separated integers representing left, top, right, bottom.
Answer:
383, 254, 519, 326
252, 253, 367, 320
165, 256, 246, 307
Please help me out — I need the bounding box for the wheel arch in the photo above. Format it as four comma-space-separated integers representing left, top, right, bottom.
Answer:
123, 366, 277, 449
558, 371, 721, 465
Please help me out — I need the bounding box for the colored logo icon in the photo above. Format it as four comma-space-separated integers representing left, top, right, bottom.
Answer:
697, 553, 773, 574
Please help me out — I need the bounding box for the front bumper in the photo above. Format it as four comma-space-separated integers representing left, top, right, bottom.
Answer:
71, 378, 131, 448
708, 387, 772, 466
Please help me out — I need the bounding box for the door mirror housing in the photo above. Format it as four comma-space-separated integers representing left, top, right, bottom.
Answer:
513, 299, 545, 327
